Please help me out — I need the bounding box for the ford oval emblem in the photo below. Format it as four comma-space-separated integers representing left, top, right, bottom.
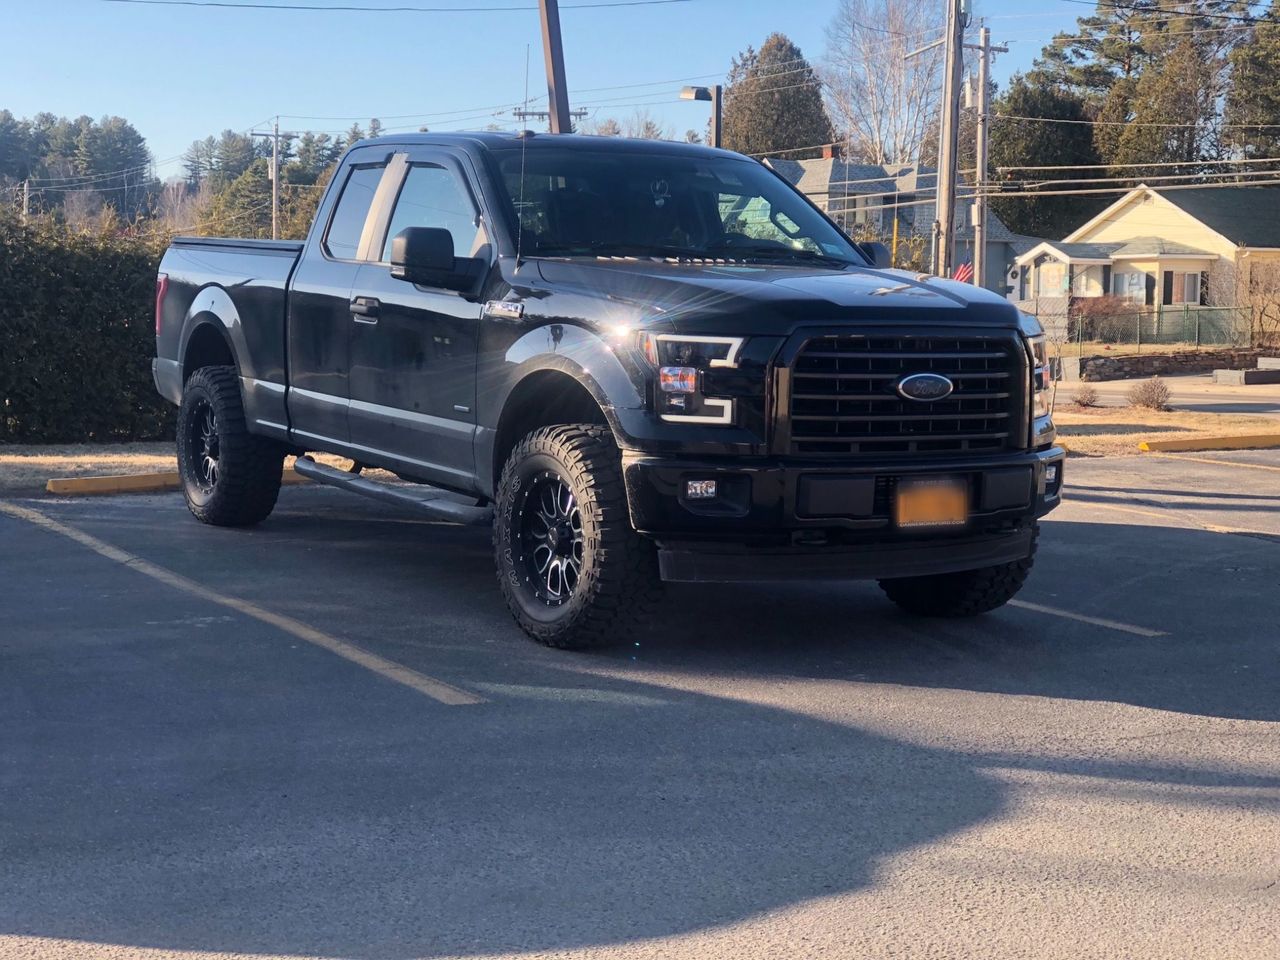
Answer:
896, 372, 954, 402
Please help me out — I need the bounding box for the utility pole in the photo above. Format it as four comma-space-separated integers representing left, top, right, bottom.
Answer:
252, 119, 288, 240
538, 0, 572, 133
970, 26, 1007, 290
933, 0, 966, 277
21, 179, 30, 223
710, 84, 722, 149
271, 117, 279, 241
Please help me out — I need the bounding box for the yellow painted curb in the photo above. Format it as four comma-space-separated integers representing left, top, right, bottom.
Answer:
1138, 434, 1280, 453
46, 467, 308, 496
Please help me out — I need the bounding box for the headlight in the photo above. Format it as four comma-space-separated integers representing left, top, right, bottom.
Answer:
1026, 333, 1051, 419
637, 334, 745, 424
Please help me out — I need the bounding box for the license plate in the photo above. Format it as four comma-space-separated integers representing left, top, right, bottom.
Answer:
894, 478, 968, 529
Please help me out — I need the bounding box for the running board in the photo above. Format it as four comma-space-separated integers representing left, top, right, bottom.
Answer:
292, 457, 492, 526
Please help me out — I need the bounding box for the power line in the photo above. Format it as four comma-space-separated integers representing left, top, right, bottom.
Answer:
981, 177, 1280, 199
1054, 0, 1279, 26
997, 155, 1280, 173
995, 113, 1280, 130
100, 0, 692, 10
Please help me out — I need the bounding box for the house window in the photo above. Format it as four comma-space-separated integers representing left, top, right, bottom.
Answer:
1112, 270, 1146, 303
1037, 262, 1066, 297
1174, 271, 1199, 304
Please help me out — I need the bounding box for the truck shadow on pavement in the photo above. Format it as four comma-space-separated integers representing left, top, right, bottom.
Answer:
3, 497, 1277, 958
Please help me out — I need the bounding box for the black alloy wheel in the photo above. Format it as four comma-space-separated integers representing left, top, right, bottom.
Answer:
517, 470, 586, 606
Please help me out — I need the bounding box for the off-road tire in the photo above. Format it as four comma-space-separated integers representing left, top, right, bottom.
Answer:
177, 365, 284, 527
877, 524, 1038, 617
494, 424, 661, 649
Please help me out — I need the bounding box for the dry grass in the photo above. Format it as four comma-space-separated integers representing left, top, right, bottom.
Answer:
1057, 342, 1243, 359
0, 443, 357, 495
1054, 405, 1278, 457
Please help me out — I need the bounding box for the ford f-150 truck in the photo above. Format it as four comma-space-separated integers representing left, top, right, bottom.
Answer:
154, 132, 1063, 648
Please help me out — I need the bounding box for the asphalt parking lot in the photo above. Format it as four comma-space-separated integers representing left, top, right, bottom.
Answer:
3, 453, 1279, 959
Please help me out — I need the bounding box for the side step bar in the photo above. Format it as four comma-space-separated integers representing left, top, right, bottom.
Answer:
292, 456, 493, 526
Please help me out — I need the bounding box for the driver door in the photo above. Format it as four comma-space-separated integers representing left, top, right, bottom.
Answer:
347, 150, 489, 488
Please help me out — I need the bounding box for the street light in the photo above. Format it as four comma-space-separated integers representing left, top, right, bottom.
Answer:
681, 84, 722, 149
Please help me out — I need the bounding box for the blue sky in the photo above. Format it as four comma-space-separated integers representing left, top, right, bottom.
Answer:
4, 0, 1080, 177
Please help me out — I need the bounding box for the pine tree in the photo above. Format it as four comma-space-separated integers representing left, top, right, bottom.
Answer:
1112, 35, 1215, 174
1224, 1, 1280, 158
989, 75, 1106, 237
721, 33, 835, 158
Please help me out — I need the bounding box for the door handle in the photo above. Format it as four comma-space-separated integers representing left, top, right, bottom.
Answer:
350, 297, 381, 322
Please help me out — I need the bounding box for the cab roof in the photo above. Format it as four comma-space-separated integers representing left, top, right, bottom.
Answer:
347, 130, 748, 162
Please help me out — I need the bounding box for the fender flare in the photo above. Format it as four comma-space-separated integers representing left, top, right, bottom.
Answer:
178, 285, 251, 381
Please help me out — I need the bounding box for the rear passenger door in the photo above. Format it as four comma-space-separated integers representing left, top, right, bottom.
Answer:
286, 149, 389, 448
347, 150, 490, 487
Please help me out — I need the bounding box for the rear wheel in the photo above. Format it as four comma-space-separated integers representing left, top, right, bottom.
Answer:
877, 524, 1038, 617
177, 365, 284, 527
494, 424, 660, 649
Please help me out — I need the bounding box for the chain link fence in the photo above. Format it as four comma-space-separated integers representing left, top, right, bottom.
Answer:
1016, 300, 1252, 356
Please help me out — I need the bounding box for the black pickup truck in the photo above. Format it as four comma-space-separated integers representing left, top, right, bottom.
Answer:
154, 132, 1063, 648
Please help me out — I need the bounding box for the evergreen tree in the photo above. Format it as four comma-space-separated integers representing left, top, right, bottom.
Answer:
368, 118, 384, 138
989, 75, 1106, 237
1224, 1, 1280, 158
204, 158, 272, 238
211, 130, 255, 186
1112, 35, 1216, 173
721, 33, 835, 158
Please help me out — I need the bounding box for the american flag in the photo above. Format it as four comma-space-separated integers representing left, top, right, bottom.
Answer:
952, 261, 974, 283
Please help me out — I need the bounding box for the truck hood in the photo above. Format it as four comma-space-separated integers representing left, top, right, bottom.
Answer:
532, 258, 1023, 334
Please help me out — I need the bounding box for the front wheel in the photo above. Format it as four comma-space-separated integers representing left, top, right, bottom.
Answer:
177, 365, 285, 527
878, 524, 1038, 617
494, 424, 661, 649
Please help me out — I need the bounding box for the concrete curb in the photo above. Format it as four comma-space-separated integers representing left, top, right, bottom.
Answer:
46, 468, 309, 496
1138, 434, 1280, 453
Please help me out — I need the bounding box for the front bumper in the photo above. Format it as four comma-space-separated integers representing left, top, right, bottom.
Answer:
623, 446, 1065, 582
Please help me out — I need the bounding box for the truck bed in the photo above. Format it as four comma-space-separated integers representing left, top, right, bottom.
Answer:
154, 236, 306, 441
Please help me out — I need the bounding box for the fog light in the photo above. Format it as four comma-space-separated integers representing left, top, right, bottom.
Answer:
685, 479, 718, 500
1045, 464, 1059, 486
659, 366, 698, 393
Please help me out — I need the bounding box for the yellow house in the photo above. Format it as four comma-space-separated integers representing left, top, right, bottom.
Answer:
1012, 185, 1280, 333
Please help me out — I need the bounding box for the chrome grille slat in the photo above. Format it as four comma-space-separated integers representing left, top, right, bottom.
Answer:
787, 334, 1023, 456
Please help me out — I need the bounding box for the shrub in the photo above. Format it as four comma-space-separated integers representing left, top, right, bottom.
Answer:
1126, 377, 1171, 411
0, 211, 174, 443
1072, 384, 1099, 407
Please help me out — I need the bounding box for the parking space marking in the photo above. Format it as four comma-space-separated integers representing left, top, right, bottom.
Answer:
1008, 600, 1167, 638
1154, 453, 1280, 474
0, 501, 485, 706
1069, 494, 1277, 540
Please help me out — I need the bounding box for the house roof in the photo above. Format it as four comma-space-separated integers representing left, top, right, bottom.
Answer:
770, 156, 1021, 246
1015, 241, 1120, 265
1015, 236, 1217, 267
1064, 184, 1280, 249
1108, 237, 1215, 258
1159, 187, 1280, 248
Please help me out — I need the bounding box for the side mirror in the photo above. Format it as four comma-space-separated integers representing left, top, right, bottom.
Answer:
390, 227, 457, 287
857, 241, 892, 269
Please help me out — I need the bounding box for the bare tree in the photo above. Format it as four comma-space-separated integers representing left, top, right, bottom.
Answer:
623, 109, 668, 141
155, 178, 214, 233
61, 189, 104, 231
822, 0, 944, 164
580, 117, 622, 137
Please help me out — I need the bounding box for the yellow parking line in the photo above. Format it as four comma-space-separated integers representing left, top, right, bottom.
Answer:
0, 501, 484, 706
1070, 495, 1276, 538
1154, 452, 1280, 474
1008, 599, 1167, 638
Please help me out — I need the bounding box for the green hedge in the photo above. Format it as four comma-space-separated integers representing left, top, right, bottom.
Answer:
0, 213, 175, 443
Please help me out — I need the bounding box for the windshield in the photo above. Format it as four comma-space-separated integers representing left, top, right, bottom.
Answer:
494, 146, 864, 266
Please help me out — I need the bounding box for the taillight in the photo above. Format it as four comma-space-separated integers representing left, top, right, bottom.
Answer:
155, 273, 169, 335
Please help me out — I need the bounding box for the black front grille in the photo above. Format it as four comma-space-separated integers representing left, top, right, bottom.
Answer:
787, 334, 1024, 455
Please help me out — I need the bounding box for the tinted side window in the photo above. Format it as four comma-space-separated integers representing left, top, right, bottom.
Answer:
382, 164, 481, 261
324, 164, 385, 260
